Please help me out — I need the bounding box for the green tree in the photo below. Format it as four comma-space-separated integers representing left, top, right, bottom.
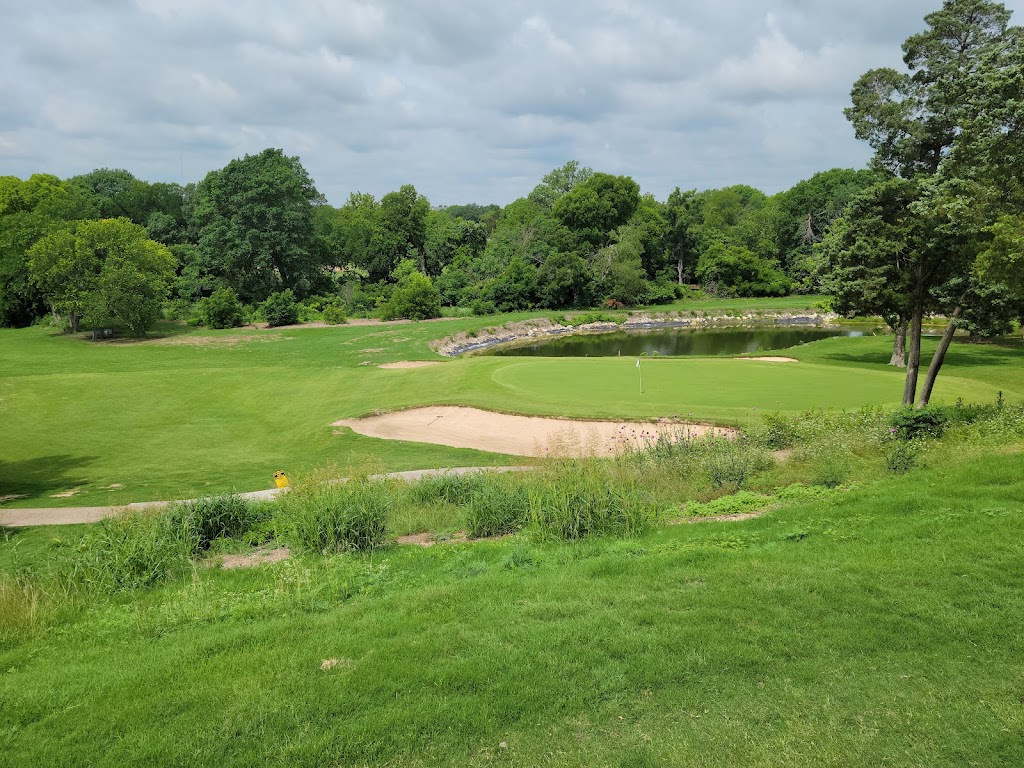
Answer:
0, 175, 98, 327
696, 243, 791, 298
371, 185, 430, 280
28, 218, 175, 335
193, 148, 325, 303
528, 161, 594, 210
842, 0, 1024, 405
553, 173, 641, 251
379, 260, 442, 320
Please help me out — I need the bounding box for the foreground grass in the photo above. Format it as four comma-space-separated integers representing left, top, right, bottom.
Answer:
1, 304, 1021, 508
1, 448, 1022, 766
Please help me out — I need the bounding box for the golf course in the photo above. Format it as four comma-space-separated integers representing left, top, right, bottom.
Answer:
2, 302, 1024, 767
1, 304, 1019, 510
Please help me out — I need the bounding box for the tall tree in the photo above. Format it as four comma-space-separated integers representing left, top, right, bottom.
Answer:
193, 148, 325, 302
372, 185, 430, 280
842, 0, 1024, 405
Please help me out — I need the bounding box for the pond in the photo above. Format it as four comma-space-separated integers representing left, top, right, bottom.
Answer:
489, 326, 876, 358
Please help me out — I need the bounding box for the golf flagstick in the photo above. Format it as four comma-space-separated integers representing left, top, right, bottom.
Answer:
636, 356, 642, 394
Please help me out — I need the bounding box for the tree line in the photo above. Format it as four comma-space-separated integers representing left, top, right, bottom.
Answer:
0, 152, 881, 334
1, 0, 1022, 407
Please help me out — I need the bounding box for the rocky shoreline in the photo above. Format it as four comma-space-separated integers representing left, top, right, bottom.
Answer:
431, 310, 841, 357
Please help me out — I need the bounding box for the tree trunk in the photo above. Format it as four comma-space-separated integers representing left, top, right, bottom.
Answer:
917, 305, 964, 408
902, 305, 923, 406
889, 318, 908, 367
68, 312, 79, 334
676, 258, 684, 285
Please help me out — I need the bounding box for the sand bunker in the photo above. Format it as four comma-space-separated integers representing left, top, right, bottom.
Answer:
378, 361, 442, 369
333, 406, 732, 458
735, 356, 798, 362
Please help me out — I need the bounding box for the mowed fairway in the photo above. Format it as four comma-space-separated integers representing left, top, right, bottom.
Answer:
1, 319, 1021, 508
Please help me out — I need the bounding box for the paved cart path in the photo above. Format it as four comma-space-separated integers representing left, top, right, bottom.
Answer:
0, 466, 533, 527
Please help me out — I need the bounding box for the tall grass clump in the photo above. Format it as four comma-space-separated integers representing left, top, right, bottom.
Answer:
528, 462, 662, 540
0, 575, 49, 644
57, 508, 197, 594
276, 477, 390, 553
406, 472, 489, 508
463, 473, 531, 538
170, 494, 273, 550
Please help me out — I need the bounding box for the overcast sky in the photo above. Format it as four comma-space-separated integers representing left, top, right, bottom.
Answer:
2, 0, 1022, 206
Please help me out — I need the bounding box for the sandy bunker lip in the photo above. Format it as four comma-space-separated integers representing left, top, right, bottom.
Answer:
333, 406, 732, 458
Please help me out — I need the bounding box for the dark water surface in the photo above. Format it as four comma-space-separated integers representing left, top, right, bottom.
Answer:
490, 326, 875, 358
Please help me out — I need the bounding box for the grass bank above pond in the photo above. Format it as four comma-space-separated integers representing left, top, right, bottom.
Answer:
1, 302, 1022, 508
1, 438, 1022, 766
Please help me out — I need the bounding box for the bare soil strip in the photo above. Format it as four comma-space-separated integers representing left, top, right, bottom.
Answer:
734, 356, 798, 362
378, 361, 442, 369
333, 406, 733, 458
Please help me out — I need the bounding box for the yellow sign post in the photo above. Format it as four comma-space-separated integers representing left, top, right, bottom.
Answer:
274, 471, 290, 489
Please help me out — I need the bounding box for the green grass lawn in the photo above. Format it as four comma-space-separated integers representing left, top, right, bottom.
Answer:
1, 448, 1022, 766
2, 305, 1022, 508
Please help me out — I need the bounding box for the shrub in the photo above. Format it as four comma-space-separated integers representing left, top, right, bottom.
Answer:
276, 479, 390, 553
889, 407, 949, 441
810, 452, 851, 488
885, 441, 920, 474
321, 300, 347, 325
755, 413, 799, 450
379, 260, 442, 321
260, 290, 299, 327
470, 299, 496, 316
201, 287, 245, 329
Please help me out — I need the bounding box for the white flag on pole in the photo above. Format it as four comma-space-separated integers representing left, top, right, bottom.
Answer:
636, 358, 641, 368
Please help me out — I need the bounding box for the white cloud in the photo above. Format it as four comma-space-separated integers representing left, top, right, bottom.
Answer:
1, 0, 1022, 203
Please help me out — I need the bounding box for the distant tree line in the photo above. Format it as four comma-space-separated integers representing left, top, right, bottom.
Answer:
0, 151, 882, 335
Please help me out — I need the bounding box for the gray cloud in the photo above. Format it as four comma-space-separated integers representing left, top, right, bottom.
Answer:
1, 0, 1022, 205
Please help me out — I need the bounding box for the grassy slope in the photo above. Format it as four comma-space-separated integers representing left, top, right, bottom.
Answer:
1, 305, 1022, 508
1, 450, 1022, 766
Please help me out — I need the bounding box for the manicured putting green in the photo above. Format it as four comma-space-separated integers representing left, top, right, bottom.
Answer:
489, 357, 1004, 418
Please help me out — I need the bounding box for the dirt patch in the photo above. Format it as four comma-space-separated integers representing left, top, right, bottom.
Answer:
685, 510, 770, 523
397, 532, 437, 547
0, 494, 28, 503
333, 406, 733, 458
108, 333, 281, 347
216, 547, 291, 569
378, 361, 442, 370
359, 347, 385, 353
106, 483, 124, 490
49, 488, 80, 499
735, 356, 799, 362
